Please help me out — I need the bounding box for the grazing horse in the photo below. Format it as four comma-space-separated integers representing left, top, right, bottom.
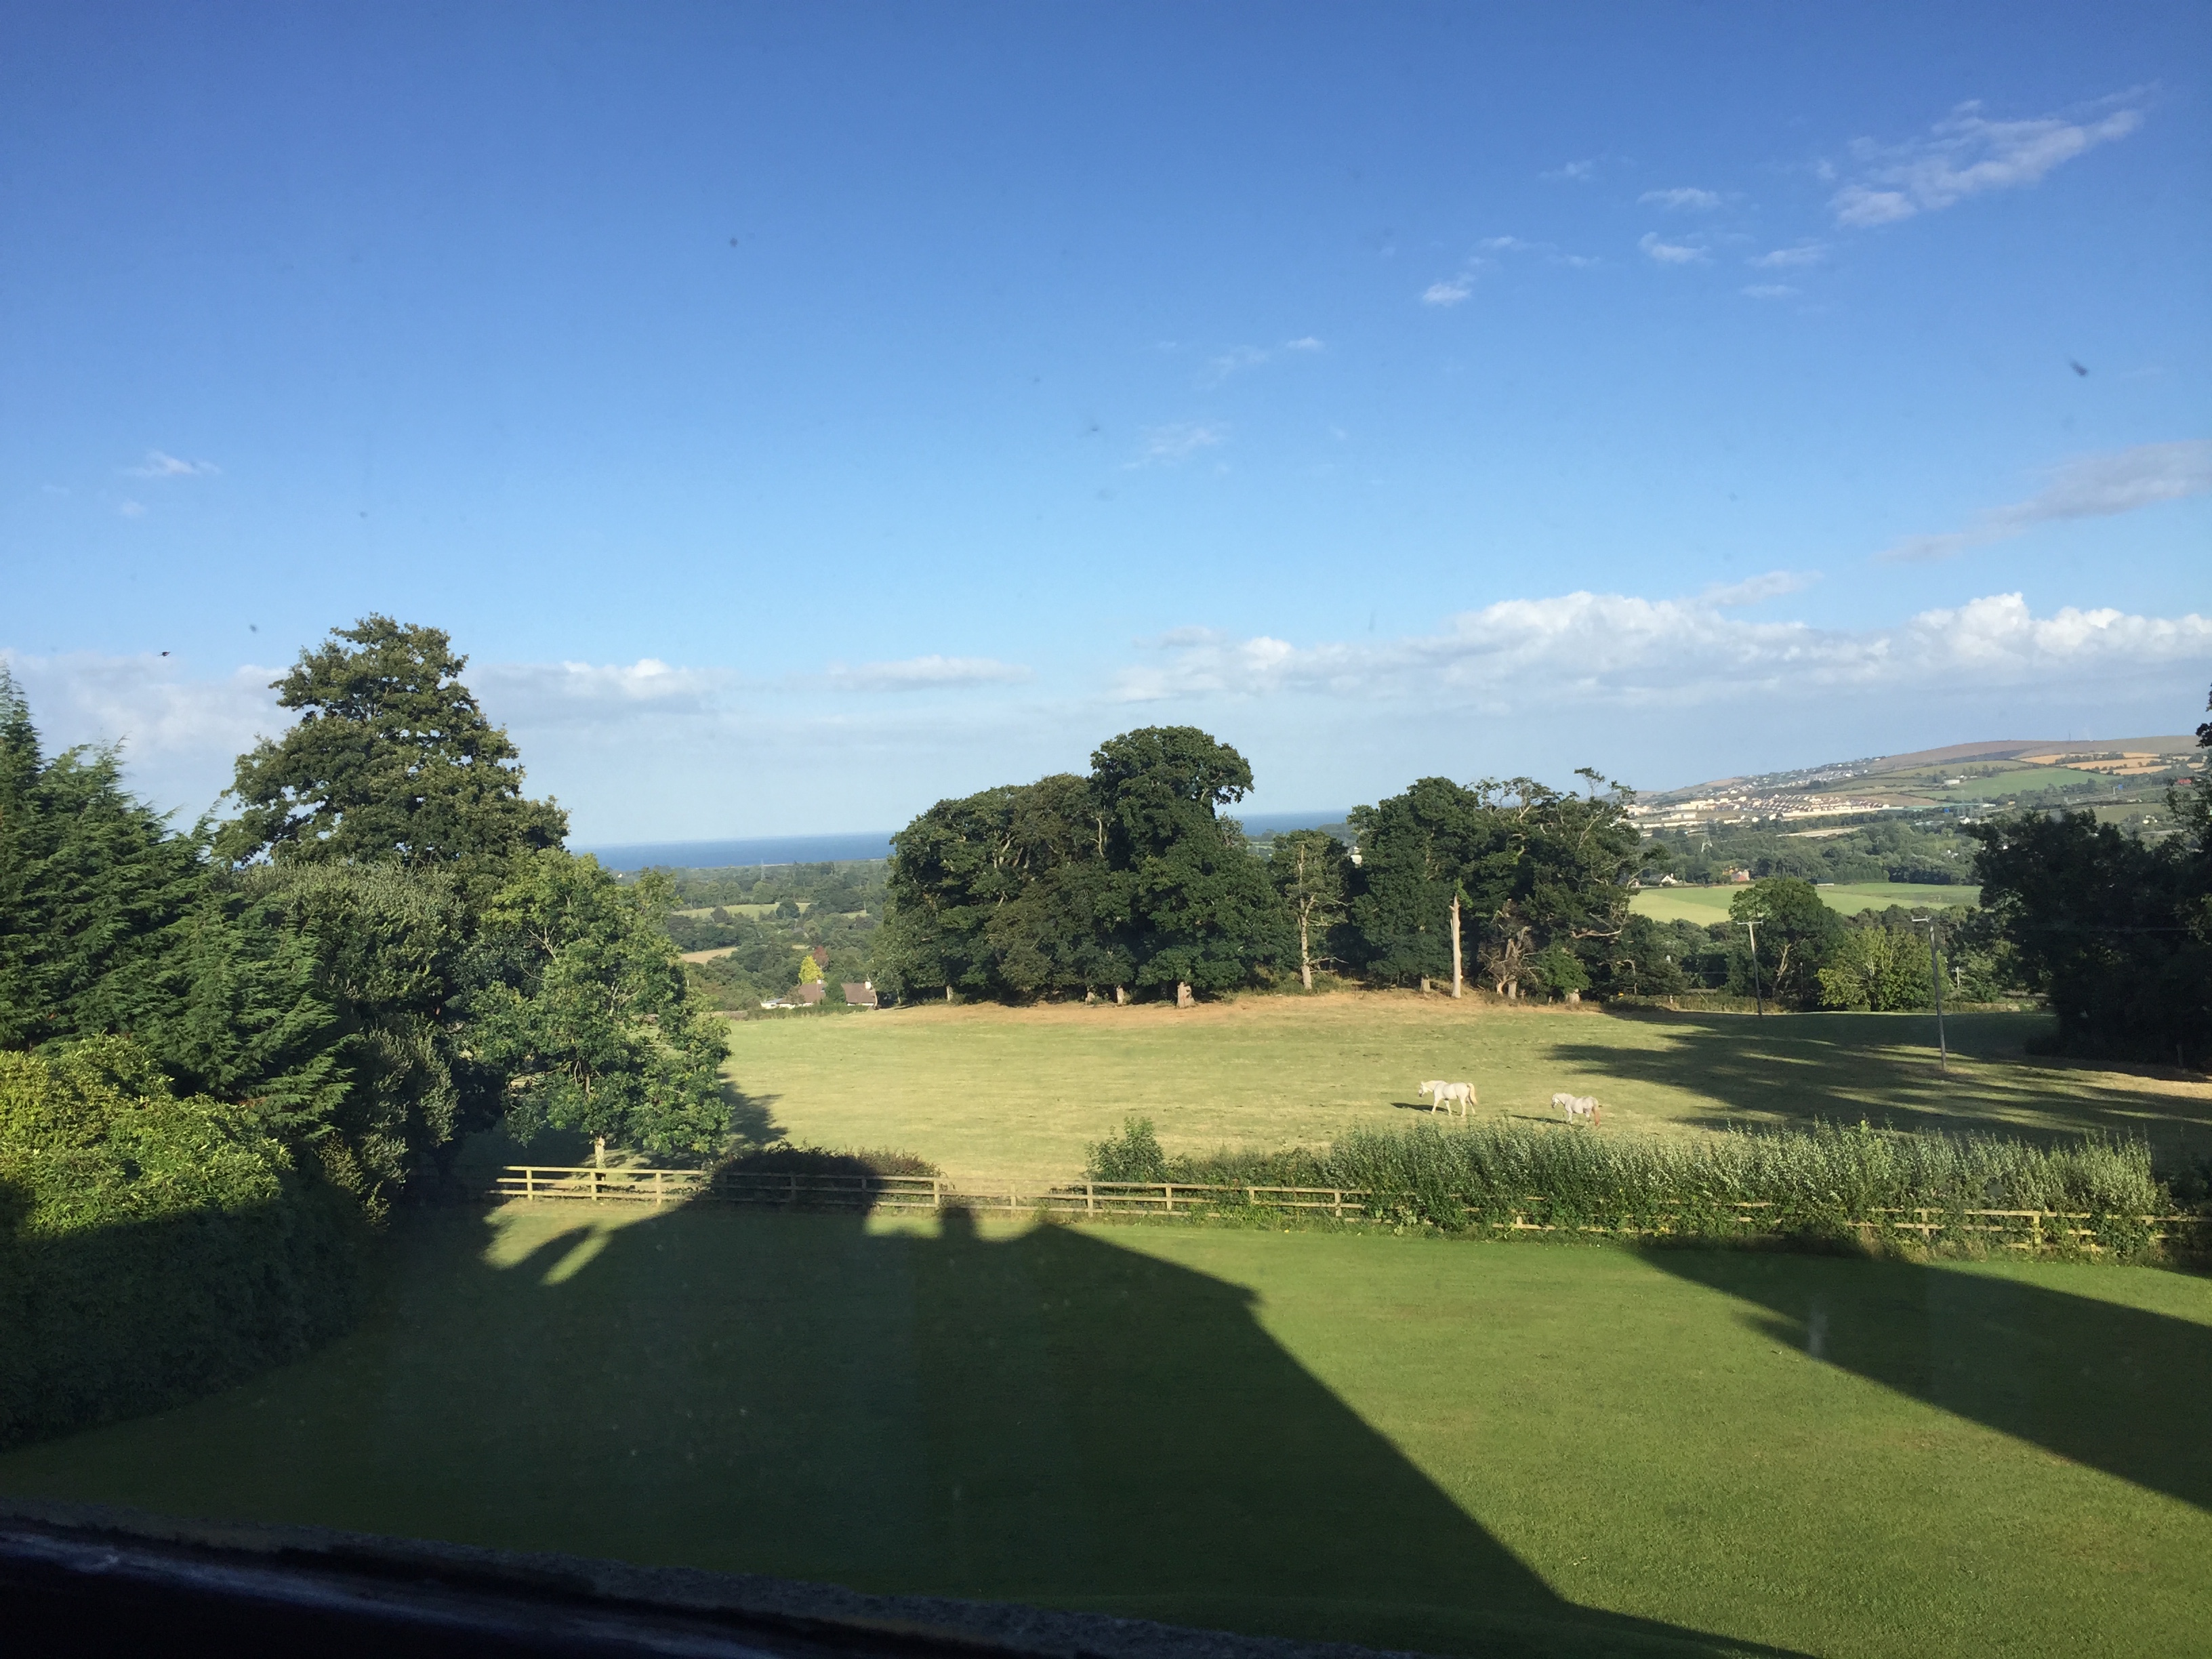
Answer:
1551, 1091, 1601, 1126
1418, 1080, 1476, 1118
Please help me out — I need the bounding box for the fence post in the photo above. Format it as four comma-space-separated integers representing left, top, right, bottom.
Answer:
592, 1167, 602, 1204
525, 1167, 536, 1202
789, 1172, 799, 1208
1333, 1189, 1343, 1219
1087, 1183, 1096, 1216
933, 1178, 941, 1210
1164, 1183, 1174, 1215
654, 1169, 665, 1207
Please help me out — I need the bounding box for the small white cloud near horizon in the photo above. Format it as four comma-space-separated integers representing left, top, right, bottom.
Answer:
827, 655, 1034, 693
1879, 439, 2212, 563
126, 450, 220, 478
1422, 276, 1475, 306
1639, 231, 1707, 265
1830, 96, 2145, 229
1639, 187, 1723, 210
1130, 422, 1226, 466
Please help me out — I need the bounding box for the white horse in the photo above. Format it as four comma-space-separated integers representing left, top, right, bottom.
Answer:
1418, 1080, 1476, 1119
1552, 1091, 1601, 1126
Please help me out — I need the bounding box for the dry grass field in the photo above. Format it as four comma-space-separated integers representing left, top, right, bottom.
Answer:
720, 994, 2212, 1192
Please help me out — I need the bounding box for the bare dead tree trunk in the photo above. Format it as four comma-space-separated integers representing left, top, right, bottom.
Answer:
1299, 907, 1314, 989
593, 1136, 606, 1169
1176, 981, 1194, 1008
1449, 893, 1464, 999
944, 985, 953, 1004
1115, 985, 1126, 1005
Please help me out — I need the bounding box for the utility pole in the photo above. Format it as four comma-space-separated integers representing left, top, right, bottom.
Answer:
1914, 915, 1948, 1072
1740, 918, 1764, 1017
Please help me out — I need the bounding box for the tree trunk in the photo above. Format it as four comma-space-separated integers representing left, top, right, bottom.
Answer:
1115, 985, 1126, 1006
1176, 980, 1194, 1008
1449, 894, 1463, 998
944, 985, 954, 1003
1565, 989, 1581, 1006
1298, 911, 1313, 990
593, 1135, 606, 1170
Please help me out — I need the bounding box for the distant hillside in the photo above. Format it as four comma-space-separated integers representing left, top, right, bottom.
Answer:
1635, 734, 2204, 828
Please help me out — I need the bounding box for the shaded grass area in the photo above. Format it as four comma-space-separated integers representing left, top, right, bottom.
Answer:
2, 1204, 2207, 1657
721, 997, 2211, 1192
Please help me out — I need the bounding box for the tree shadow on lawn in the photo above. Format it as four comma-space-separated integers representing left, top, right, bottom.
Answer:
1558, 1009, 2211, 1154
1637, 1247, 2212, 1514
0, 1195, 1797, 1659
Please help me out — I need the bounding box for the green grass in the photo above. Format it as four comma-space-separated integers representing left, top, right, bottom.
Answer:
712, 996, 2211, 1193
1, 1203, 2205, 1657
1628, 882, 1978, 924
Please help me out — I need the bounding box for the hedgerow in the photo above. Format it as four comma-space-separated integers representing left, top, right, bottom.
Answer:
0, 1038, 369, 1448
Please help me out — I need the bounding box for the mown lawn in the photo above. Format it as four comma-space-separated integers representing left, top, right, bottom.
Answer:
2, 1203, 2204, 1658
1626, 882, 1979, 924
714, 996, 2210, 1192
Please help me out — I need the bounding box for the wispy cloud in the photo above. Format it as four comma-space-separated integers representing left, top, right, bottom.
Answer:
1130, 422, 1227, 466
117, 499, 147, 518
1750, 243, 1826, 269
1541, 159, 1598, 183
1422, 237, 1594, 306
1878, 440, 2212, 563
1198, 336, 1325, 386
1740, 284, 1798, 300
1421, 276, 1475, 307
126, 450, 219, 478
1638, 232, 1707, 266
1830, 97, 2145, 229
1110, 590, 2211, 709
1639, 187, 1723, 211
826, 655, 1033, 693
1702, 570, 1820, 606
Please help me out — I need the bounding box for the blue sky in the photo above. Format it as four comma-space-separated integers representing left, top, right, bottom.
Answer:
3, 1, 2207, 842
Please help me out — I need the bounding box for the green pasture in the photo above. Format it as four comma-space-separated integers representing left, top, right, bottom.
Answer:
713, 996, 2209, 1193
3, 1203, 2205, 1658
1627, 882, 1978, 924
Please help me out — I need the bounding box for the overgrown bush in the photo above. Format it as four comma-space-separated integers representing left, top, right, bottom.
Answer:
0, 1038, 369, 1448
1085, 1117, 2173, 1254
713, 1143, 941, 1179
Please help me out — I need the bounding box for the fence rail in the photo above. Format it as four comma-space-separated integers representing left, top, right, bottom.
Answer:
493, 1166, 2204, 1248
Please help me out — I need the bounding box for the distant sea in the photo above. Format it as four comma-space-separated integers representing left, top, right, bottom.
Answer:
581, 810, 1349, 873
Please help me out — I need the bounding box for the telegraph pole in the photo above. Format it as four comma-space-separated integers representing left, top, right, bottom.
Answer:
1740, 917, 1765, 1017
1914, 914, 1947, 1072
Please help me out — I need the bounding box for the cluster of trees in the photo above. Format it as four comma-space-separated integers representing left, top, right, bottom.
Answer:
1652, 815, 1979, 886
655, 863, 883, 1011
1969, 691, 2212, 1067
1, 617, 735, 1202
877, 729, 1657, 1004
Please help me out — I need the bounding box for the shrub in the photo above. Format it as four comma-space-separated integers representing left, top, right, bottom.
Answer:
1087, 1115, 1169, 1183
0, 1038, 369, 1447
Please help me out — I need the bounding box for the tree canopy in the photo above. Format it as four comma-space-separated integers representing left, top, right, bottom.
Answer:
216, 615, 567, 883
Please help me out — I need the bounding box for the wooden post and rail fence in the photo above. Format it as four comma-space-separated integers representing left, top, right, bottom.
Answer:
491, 1165, 2205, 1250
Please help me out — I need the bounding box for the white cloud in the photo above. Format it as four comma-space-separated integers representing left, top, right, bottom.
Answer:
1638, 232, 1707, 265
1741, 284, 1798, 300
1879, 440, 2212, 562
1421, 276, 1475, 306
477, 658, 726, 722
1109, 590, 2211, 710
1130, 422, 1227, 465
825, 655, 1033, 692
1284, 336, 1324, 352
1639, 187, 1723, 210
1750, 243, 1826, 268
126, 450, 219, 478
1830, 98, 2144, 229
1542, 159, 1597, 183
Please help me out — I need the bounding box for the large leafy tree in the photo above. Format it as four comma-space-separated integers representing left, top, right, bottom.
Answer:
470, 855, 731, 1162
216, 615, 567, 885
1346, 778, 1485, 994
1727, 878, 1843, 1008
1090, 726, 1281, 1000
